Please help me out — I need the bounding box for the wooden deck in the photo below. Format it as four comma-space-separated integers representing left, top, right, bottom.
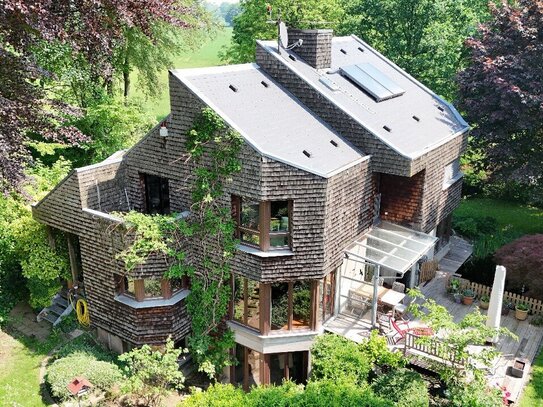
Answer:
422, 270, 543, 403
325, 239, 543, 403
438, 236, 473, 274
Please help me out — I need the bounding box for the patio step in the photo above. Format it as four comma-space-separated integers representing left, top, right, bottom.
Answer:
48, 304, 65, 317
53, 296, 69, 308
42, 312, 58, 324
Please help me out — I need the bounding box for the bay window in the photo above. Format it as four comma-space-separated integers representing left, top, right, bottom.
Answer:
115, 274, 188, 302
232, 196, 292, 251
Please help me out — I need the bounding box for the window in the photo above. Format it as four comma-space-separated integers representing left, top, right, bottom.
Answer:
232, 275, 261, 331
232, 196, 292, 251
271, 281, 311, 331
142, 174, 170, 214
269, 351, 308, 385
114, 275, 187, 302
443, 159, 462, 189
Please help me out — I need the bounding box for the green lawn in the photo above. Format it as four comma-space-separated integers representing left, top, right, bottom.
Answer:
455, 198, 543, 235
0, 330, 53, 407
130, 27, 233, 121
520, 349, 543, 407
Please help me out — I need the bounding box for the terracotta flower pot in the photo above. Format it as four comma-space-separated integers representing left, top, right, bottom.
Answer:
462, 295, 475, 305
515, 308, 528, 321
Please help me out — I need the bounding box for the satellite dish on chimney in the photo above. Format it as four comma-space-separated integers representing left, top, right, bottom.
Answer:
279, 21, 288, 50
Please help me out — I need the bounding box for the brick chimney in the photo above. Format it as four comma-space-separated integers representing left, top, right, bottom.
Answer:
286, 28, 333, 70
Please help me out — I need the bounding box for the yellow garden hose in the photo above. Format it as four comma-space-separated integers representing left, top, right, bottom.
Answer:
75, 298, 90, 327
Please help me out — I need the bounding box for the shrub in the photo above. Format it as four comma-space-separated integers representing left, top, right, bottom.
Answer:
181, 380, 393, 407
182, 383, 246, 407
494, 235, 543, 299
247, 381, 302, 407
372, 368, 429, 407
360, 330, 405, 371
310, 334, 371, 385
46, 351, 122, 401
447, 380, 503, 407
119, 338, 184, 407
452, 214, 498, 240
300, 380, 393, 407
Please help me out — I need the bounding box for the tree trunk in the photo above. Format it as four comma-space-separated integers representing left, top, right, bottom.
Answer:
123, 53, 130, 102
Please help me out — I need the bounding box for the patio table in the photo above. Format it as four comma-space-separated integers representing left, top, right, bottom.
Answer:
354, 283, 388, 300
380, 289, 406, 307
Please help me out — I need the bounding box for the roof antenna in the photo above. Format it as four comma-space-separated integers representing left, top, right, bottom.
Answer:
266, 6, 302, 55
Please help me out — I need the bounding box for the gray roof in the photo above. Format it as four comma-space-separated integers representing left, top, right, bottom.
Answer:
258, 36, 469, 159
171, 64, 367, 178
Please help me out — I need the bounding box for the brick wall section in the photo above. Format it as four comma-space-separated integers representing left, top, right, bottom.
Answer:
415, 135, 467, 233
256, 43, 412, 177
379, 170, 425, 229
286, 29, 332, 69
322, 160, 374, 273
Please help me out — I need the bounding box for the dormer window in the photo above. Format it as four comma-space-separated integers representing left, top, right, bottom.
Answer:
232, 196, 292, 251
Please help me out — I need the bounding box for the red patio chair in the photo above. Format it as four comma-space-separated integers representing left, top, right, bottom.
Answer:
390, 318, 415, 344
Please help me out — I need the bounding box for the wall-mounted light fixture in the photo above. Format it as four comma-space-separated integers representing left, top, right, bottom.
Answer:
159, 122, 168, 137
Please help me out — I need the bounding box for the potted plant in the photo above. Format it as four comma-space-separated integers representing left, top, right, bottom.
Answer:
448, 278, 461, 294
462, 289, 476, 305
479, 294, 490, 310
515, 303, 529, 321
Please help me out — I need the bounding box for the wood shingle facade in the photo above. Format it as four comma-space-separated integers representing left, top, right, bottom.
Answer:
33, 29, 469, 384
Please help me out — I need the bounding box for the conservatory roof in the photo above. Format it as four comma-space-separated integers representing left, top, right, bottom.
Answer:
344, 222, 437, 276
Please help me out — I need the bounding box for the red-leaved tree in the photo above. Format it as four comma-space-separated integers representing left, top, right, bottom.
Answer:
494, 234, 543, 300
0, 1, 200, 191
457, 1, 543, 191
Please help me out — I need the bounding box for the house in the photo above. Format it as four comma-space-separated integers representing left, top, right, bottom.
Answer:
32, 27, 469, 390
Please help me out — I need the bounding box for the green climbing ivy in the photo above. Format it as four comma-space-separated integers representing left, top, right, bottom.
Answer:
115, 108, 242, 379
172, 107, 242, 379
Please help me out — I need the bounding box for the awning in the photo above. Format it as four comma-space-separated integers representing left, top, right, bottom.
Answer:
344, 222, 437, 276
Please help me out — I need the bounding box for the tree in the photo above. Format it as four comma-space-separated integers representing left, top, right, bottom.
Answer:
221, 0, 345, 64
338, 0, 490, 100
0, 0, 206, 191
457, 1, 543, 196
494, 234, 543, 300
119, 337, 185, 407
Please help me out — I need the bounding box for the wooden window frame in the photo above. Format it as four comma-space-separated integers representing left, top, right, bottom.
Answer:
267, 280, 317, 333
115, 275, 186, 302
232, 196, 292, 252
231, 275, 264, 333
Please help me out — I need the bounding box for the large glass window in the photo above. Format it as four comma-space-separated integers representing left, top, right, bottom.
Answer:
232, 275, 261, 331
271, 281, 311, 331
232, 196, 291, 251
240, 199, 260, 246
142, 174, 170, 215
270, 201, 290, 248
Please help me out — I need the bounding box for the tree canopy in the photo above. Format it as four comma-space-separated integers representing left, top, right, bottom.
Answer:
0, 0, 209, 191
221, 0, 344, 64
338, 0, 490, 100
457, 0, 543, 192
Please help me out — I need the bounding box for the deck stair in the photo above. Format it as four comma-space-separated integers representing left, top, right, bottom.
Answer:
37, 290, 73, 326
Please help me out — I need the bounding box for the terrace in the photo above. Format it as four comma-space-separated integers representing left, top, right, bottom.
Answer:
324, 237, 543, 404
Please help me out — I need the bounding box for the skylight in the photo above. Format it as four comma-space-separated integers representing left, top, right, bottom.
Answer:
340, 63, 405, 102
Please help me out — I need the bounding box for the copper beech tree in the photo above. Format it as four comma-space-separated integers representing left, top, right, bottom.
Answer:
0, 0, 203, 191
457, 1, 543, 191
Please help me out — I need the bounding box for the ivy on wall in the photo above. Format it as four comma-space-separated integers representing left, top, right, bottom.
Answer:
115, 107, 242, 379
